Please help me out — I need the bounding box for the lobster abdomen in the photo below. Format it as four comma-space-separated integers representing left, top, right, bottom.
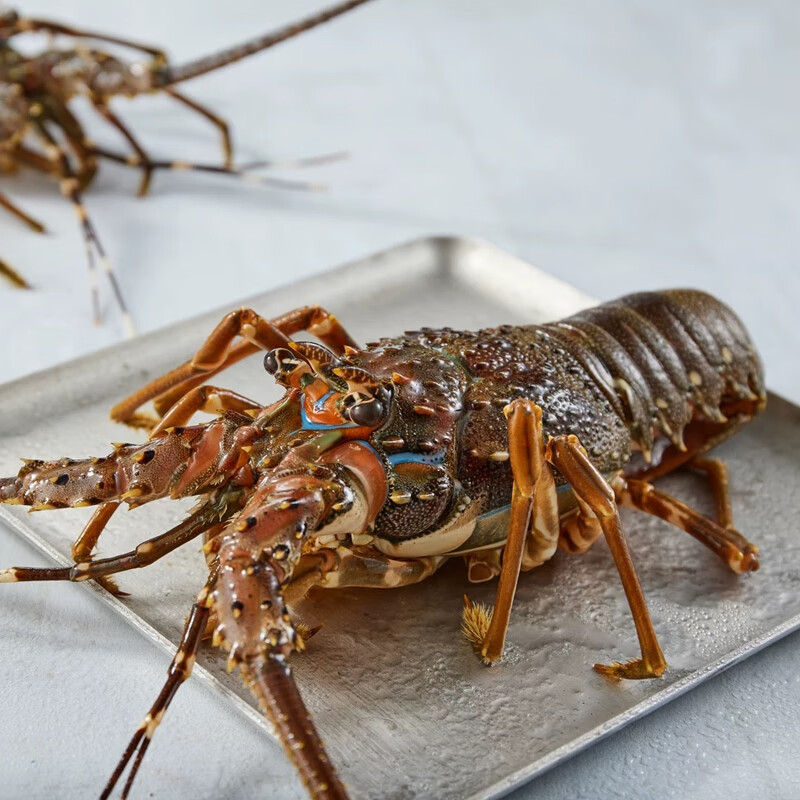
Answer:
540, 290, 766, 459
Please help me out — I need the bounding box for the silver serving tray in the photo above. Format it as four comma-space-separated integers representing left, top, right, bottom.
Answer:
1, 237, 798, 800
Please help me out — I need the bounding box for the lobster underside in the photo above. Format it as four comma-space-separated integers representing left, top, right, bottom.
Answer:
0, 290, 766, 799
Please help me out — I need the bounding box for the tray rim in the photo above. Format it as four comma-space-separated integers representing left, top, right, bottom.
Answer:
0, 234, 592, 401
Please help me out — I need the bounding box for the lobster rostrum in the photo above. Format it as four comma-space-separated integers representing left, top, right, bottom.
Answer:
0, 0, 372, 328
0, 290, 766, 799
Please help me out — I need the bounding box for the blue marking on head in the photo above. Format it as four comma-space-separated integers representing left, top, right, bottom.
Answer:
313, 390, 335, 413
386, 450, 446, 467
299, 397, 357, 431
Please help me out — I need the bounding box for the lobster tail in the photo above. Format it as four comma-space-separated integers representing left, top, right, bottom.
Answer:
241, 657, 347, 800
542, 289, 766, 457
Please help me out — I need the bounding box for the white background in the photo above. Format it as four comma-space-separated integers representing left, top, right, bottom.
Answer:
1, 1, 799, 798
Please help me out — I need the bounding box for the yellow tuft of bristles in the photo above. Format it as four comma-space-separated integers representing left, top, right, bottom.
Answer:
295, 622, 322, 651
461, 595, 494, 663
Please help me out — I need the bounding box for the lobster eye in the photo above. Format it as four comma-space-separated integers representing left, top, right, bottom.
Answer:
264, 348, 295, 376
348, 398, 384, 427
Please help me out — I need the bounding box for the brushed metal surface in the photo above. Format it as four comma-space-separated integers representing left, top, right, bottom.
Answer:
0, 237, 797, 800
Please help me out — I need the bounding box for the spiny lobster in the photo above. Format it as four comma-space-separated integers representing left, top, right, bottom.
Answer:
0, 289, 766, 798
0, 0, 372, 332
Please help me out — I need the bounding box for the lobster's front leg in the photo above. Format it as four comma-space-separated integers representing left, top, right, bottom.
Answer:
0, 191, 46, 234
284, 546, 444, 604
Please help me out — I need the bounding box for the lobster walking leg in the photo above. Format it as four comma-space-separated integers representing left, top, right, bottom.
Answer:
0, 506, 223, 585
152, 385, 263, 435
0, 183, 43, 290
615, 478, 759, 574
92, 146, 329, 193
689, 456, 734, 529
284, 547, 444, 603
470, 399, 560, 664
92, 101, 156, 197
110, 305, 359, 426
164, 88, 233, 166
0, 192, 46, 233
101, 570, 217, 800
8, 17, 167, 62
32, 122, 133, 335
547, 437, 667, 680
0, 258, 32, 290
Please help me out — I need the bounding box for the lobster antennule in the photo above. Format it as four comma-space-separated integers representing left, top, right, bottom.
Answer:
241, 656, 348, 800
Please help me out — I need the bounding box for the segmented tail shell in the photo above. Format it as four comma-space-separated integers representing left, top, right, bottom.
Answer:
540, 290, 765, 456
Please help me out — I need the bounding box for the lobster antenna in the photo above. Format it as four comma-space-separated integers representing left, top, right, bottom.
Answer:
240, 657, 347, 798
154, 0, 374, 87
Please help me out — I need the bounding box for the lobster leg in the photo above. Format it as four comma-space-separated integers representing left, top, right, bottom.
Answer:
10, 18, 167, 62
91, 100, 156, 197
547, 436, 667, 680
689, 456, 734, 529
91, 145, 330, 192
164, 88, 233, 166
284, 547, 444, 603
110, 305, 359, 427
152, 385, 263, 435
615, 477, 759, 574
0, 258, 32, 290
31, 122, 133, 336
471, 400, 560, 664
0, 506, 223, 585
0, 189, 43, 290
0, 191, 46, 233
101, 569, 216, 800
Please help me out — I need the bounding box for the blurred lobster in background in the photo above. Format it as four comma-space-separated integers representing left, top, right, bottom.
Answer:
0, 0, 373, 333
0, 289, 766, 798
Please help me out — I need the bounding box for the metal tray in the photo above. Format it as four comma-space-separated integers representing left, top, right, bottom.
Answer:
1, 236, 799, 800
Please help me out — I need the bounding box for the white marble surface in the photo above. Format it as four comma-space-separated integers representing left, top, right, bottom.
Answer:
1, 1, 799, 798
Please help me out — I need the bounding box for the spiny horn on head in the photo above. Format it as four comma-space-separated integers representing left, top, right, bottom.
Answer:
286, 341, 349, 392
331, 365, 381, 396
287, 341, 341, 372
